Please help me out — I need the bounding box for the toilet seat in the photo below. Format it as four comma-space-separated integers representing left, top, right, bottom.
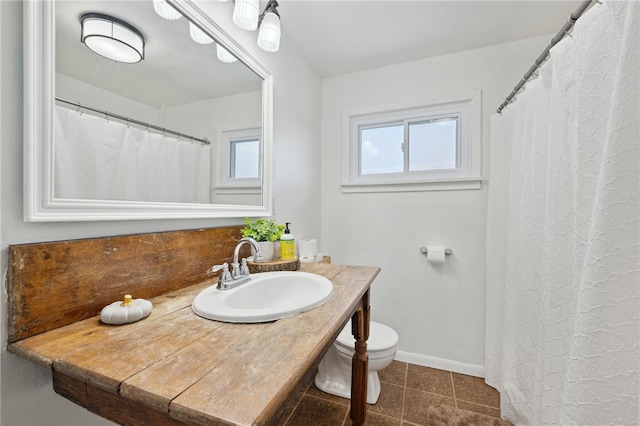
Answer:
335, 321, 399, 358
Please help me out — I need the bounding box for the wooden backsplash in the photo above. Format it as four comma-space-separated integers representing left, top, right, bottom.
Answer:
7, 226, 247, 343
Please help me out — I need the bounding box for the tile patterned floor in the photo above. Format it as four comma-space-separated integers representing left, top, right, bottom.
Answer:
277, 361, 502, 426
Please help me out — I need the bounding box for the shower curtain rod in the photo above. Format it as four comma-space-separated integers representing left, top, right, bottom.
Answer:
55, 97, 210, 145
496, 0, 599, 114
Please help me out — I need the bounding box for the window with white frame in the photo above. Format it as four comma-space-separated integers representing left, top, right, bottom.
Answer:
219, 128, 262, 189
343, 92, 481, 192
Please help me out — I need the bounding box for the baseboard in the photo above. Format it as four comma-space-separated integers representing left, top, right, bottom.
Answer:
394, 350, 485, 378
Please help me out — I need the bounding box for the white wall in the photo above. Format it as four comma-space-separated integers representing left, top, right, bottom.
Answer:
56, 73, 160, 124
320, 35, 552, 376
0, 0, 321, 424
163, 90, 262, 141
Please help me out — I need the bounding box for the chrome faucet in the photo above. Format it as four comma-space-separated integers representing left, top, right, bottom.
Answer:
211, 237, 263, 290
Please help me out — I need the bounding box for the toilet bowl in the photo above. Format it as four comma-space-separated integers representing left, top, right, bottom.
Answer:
315, 321, 399, 404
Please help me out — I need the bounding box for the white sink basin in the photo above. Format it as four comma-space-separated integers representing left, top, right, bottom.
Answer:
192, 271, 334, 323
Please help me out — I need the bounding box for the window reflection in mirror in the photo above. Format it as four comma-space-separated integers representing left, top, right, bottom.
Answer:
231, 139, 260, 179
216, 127, 262, 205
54, 1, 264, 205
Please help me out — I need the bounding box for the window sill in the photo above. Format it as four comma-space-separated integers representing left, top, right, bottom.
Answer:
341, 178, 483, 193
213, 185, 262, 195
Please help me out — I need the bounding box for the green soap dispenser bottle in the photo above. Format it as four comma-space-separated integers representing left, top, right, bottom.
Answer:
280, 223, 295, 260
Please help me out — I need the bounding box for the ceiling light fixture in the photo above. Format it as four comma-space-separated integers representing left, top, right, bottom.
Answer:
257, 0, 280, 52
152, 0, 182, 20
81, 13, 145, 63
233, 0, 260, 31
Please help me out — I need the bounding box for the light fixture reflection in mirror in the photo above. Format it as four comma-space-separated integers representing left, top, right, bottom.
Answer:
217, 43, 238, 63
189, 21, 214, 44
81, 13, 145, 63
153, 0, 182, 20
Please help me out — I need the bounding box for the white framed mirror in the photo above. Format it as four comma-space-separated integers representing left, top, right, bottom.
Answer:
24, 0, 273, 221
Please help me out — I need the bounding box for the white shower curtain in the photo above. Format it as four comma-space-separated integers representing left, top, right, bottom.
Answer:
485, 1, 639, 425
54, 106, 211, 203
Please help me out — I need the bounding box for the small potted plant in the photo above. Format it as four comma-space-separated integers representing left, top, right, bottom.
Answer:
241, 218, 285, 262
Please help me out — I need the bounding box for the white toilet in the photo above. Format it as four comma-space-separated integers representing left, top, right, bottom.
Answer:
315, 321, 399, 404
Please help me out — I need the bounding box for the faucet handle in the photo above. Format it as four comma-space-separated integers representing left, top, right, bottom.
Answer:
211, 263, 232, 282
240, 258, 250, 276
211, 263, 227, 273
230, 261, 241, 279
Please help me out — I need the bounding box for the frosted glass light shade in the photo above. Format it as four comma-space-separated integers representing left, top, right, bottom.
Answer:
153, 0, 182, 20
81, 14, 144, 63
257, 11, 280, 52
189, 22, 213, 44
233, 0, 259, 31
216, 44, 238, 63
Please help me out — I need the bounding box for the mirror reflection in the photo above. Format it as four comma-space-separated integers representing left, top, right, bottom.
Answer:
54, 1, 264, 206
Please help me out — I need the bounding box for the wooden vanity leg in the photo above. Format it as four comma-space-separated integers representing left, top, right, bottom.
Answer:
350, 289, 370, 426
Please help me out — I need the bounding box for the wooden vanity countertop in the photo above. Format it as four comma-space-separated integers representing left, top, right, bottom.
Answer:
8, 263, 379, 426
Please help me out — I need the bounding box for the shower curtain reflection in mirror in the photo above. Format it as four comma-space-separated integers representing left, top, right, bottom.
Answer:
54, 106, 211, 203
